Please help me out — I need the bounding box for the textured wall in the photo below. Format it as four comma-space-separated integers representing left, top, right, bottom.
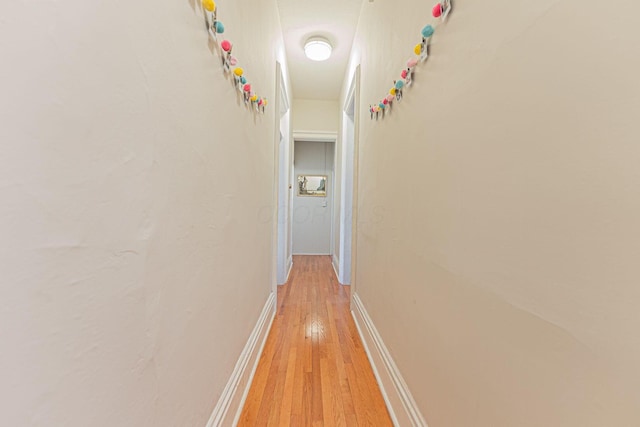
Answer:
0, 0, 287, 425
344, 0, 640, 425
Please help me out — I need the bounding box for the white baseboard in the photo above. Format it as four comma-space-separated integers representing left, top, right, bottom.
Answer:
285, 256, 293, 283
206, 292, 276, 427
351, 293, 428, 427
278, 257, 293, 286
331, 254, 340, 281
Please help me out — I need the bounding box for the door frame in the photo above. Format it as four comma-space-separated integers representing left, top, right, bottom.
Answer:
291, 132, 338, 258
338, 66, 360, 286
274, 62, 292, 287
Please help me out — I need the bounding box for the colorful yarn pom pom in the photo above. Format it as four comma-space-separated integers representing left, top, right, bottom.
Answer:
234, 68, 244, 77
250, 94, 258, 102
202, 0, 216, 12
407, 58, 418, 68
379, 103, 385, 109
258, 98, 264, 106
386, 94, 395, 102
422, 25, 434, 38
214, 21, 225, 34
414, 44, 422, 56
383, 98, 389, 105
432, 3, 442, 18
395, 80, 405, 90
229, 56, 237, 66
240, 76, 247, 84
221, 40, 232, 52
401, 70, 408, 79
243, 84, 251, 92
389, 87, 396, 95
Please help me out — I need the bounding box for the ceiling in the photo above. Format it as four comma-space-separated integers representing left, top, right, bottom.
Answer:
276, 0, 364, 101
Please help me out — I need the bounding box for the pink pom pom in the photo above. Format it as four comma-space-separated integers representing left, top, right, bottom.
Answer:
258, 98, 264, 106
407, 58, 418, 68
383, 98, 388, 105
221, 40, 232, 52
432, 3, 442, 17
386, 94, 394, 102
401, 70, 408, 79
229, 56, 237, 66
243, 84, 251, 92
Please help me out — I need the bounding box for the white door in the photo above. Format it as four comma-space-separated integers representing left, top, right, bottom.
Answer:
293, 140, 334, 255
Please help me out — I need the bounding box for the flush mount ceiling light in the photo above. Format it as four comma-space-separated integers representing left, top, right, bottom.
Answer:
304, 37, 332, 61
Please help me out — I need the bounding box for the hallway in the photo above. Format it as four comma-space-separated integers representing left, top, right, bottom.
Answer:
238, 256, 392, 426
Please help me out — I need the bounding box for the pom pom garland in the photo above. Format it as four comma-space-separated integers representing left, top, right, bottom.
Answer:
202, 0, 216, 12
432, 3, 442, 18
422, 24, 435, 38
370, 2, 453, 121
193, 0, 267, 114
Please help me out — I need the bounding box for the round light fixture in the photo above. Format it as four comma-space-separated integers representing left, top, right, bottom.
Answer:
304, 37, 332, 61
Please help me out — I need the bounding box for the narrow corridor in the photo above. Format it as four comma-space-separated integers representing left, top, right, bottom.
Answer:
238, 256, 393, 426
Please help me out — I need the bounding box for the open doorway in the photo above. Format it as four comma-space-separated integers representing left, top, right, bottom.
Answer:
292, 139, 335, 255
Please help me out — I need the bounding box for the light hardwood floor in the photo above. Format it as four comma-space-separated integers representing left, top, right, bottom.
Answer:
238, 255, 393, 427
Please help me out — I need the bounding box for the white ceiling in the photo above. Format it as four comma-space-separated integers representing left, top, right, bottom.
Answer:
277, 0, 364, 101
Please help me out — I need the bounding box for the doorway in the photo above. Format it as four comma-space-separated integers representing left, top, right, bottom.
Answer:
292, 140, 335, 255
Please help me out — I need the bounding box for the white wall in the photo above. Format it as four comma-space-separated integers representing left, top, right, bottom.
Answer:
0, 0, 288, 425
292, 99, 340, 133
345, 0, 640, 425
293, 141, 334, 255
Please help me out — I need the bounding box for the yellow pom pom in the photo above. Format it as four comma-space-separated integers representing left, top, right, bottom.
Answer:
263, 99, 268, 106
202, 0, 216, 12
389, 88, 396, 96
250, 94, 258, 102
234, 68, 244, 77
414, 43, 422, 56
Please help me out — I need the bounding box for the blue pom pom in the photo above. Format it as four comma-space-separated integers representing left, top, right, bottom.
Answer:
395, 80, 405, 90
421, 24, 434, 38
215, 21, 225, 34
379, 103, 385, 109
240, 76, 247, 84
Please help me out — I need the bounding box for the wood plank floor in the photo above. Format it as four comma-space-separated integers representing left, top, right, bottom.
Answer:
238, 255, 393, 427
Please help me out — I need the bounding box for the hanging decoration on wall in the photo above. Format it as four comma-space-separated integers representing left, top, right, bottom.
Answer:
199, 0, 267, 114
369, 0, 453, 121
